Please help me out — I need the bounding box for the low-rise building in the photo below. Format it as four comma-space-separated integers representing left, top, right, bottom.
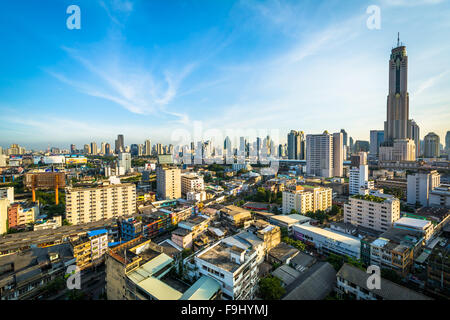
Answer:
293, 224, 361, 259
0, 244, 75, 300
393, 217, 434, 243
0, 187, 14, 203
193, 236, 261, 300
362, 227, 424, 275
219, 205, 252, 228
268, 242, 299, 265
336, 263, 431, 300
33, 216, 63, 231
429, 185, 450, 208
269, 214, 311, 235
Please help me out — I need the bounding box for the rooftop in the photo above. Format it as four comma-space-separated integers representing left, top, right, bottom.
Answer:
394, 217, 431, 229
337, 263, 432, 300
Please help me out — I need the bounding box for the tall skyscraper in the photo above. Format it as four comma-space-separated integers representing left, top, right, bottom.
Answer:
287, 130, 305, 160
384, 34, 409, 143
340, 129, 348, 147
445, 131, 450, 154
101, 142, 106, 155
424, 132, 440, 158
115, 134, 124, 154
349, 137, 354, 154
118, 152, 132, 173
145, 139, 151, 156
306, 131, 343, 178
105, 143, 111, 155
332, 132, 343, 177
90, 142, 98, 155
408, 120, 420, 157
70, 144, 76, 154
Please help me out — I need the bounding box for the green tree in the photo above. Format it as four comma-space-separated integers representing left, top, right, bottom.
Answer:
282, 237, 306, 251
258, 276, 286, 300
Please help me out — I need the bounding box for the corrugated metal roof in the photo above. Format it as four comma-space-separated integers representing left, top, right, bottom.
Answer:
180, 276, 221, 300
137, 277, 183, 300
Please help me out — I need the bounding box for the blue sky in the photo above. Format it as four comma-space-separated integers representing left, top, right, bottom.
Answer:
0, 0, 449, 150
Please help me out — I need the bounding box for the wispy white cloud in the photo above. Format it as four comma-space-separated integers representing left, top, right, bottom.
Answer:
48, 46, 196, 120
415, 70, 450, 95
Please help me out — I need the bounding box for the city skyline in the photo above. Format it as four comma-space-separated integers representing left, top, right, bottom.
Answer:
1, 0, 450, 150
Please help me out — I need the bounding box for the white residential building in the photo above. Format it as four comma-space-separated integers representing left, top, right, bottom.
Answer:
118, 152, 132, 173
406, 170, 440, 206
344, 190, 400, 233
181, 173, 204, 195
193, 232, 263, 300
306, 131, 343, 178
0, 187, 14, 203
292, 224, 361, 259
429, 185, 450, 208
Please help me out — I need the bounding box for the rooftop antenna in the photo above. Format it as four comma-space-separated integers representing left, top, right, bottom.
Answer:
397, 32, 400, 47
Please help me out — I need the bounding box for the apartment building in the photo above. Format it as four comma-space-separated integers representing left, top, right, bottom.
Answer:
0, 187, 14, 203
65, 183, 136, 225
407, 170, 441, 206
156, 165, 181, 200
70, 229, 108, 270
336, 263, 431, 300
0, 199, 8, 235
193, 234, 262, 300
306, 131, 343, 178
181, 173, 204, 195
7, 203, 39, 229
219, 205, 253, 228
282, 185, 332, 214
429, 185, 450, 208
292, 224, 361, 259
344, 190, 400, 233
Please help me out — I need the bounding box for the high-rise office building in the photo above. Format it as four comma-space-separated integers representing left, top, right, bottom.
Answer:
105, 143, 111, 155
115, 134, 124, 154
145, 139, 152, 156
384, 35, 409, 143
90, 142, 98, 155
349, 137, 354, 154
370, 130, 384, 158
445, 131, 450, 154
332, 132, 343, 177
287, 130, 305, 160
118, 152, 132, 173
84, 144, 90, 155
408, 120, 420, 157
340, 129, 348, 147
306, 131, 343, 178
70, 144, 76, 154
424, 132, 440, 158
101, 142, 106, 155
